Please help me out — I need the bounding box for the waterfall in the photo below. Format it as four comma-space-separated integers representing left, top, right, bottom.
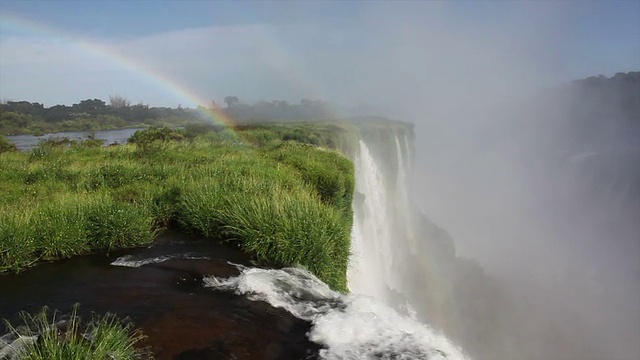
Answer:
348, 134, 418, 311
345, 127, 632, 360
346, 131, 466, 357
347, 140, 396, 301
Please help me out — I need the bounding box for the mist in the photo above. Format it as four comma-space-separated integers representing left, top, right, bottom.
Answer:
356, 4, 639, 360
315, 2, 640, 359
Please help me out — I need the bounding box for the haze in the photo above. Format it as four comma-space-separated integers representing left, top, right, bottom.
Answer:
2, 1, 639, 359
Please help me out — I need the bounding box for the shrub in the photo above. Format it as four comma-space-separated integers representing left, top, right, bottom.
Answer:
0, 134, 17, 153
183, 122, 223, 139
128, 126, 183, 145
127, 126, 186, 156
75, 138, 105, 148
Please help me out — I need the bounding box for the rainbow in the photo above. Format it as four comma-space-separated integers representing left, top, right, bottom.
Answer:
0, 11, 239, 130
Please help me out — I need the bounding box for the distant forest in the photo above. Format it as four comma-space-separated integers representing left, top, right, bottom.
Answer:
562, 71, 639, 127
0, 95, 334, 135
541, 71, 639, 149
1, 71, 638, 136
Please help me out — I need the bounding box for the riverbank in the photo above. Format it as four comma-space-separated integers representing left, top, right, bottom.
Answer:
0, 124, 355, 291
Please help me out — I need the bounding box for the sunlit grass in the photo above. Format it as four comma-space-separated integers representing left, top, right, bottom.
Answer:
0, 124, 356, 290
0, 212, 36, 272
216, 187, 350, 291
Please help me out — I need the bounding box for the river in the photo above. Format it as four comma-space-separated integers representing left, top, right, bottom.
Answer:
6, 128, 143, 151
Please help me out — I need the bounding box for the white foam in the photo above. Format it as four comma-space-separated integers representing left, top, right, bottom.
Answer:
205, 266, 470, 360
110, 253, 209, 268
0, 335, 37, 360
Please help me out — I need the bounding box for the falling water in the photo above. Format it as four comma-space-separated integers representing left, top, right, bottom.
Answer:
347, 135, 420, 312
347, 140, 396, 300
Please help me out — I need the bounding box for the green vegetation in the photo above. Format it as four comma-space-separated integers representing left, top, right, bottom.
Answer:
2, 305, 146, 360
0, 96, 335, 135
0, 98, 205, 135
0, 134, 17, 153
0, 123, 357, 291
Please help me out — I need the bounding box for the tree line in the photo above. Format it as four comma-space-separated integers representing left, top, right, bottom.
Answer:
3, 71, 636, 136
0, 95, 336, 135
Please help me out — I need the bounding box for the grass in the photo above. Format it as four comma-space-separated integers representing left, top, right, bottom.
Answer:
2, 305, 147, 360
0, 123, 363, 291
216, 187, 351, 290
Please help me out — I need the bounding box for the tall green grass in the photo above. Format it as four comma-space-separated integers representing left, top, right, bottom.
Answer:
3, 305, 146, 360
0, 124, 358, 291
0, 213, 36, 272
267, 142, 354, 210
31, 200, 90, 260
216, 188, 350, 290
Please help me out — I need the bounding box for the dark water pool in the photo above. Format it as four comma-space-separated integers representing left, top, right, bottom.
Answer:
0, 231, 320, 359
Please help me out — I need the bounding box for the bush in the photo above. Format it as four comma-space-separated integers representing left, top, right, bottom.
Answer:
75, 138, 105, 148
0, 134, 17, 153
128, 126, 183, 148
183, 123, 223, 139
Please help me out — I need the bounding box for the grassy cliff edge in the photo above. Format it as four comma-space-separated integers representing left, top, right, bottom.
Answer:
0, 123, 361, 291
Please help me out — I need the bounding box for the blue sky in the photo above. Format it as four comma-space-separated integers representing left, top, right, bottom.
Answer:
0, 0, 638, 110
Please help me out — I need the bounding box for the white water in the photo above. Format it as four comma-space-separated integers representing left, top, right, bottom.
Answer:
347, 137, 417, 307
395, 135, 418, 255
110, 253, 209, 268
347, 140, 396, 300
205, 266, 468, 360
0, 334, 36, 360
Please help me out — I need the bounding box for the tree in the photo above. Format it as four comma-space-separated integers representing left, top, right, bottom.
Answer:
224, 96, 239, 108
109, 95, 131, 109
73, 99, 107, 113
